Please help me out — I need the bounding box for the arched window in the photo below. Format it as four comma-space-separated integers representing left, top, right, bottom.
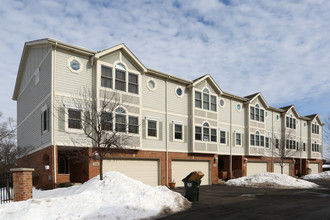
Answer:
203, 122, 210, 141
203, 89, 210, 110
255, 131, 260, 146
255, 104, 260, 121
115, 107, 126, 132
58, 156, 68, 174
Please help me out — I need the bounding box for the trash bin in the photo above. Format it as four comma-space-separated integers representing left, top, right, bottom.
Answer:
182, 171, 204, 202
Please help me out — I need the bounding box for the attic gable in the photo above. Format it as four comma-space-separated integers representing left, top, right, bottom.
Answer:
306, 114, 324, 125
94, 44, 147, 73
189, 74, 223, 95
244, 92, 269, 108
280, 105, 300, 118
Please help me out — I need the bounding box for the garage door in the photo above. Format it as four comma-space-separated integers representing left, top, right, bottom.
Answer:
247, 162, 268, 176
309, 163, 320, 174
274, 163, 290, 175
172, 160, 210, 187
103, 159, 159, 186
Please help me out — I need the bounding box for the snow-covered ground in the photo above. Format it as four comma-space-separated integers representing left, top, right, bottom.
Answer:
225, 172, 319, 189
0, 172, 190, 220
303, 171, 330, 180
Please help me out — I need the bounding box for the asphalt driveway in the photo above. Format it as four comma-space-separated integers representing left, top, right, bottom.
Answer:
158, 180, 330, 220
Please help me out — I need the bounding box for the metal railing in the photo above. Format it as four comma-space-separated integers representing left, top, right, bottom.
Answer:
0, 173, 13, 204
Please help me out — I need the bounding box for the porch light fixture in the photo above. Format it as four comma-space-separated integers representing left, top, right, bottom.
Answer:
94, 151, 100, 160
293, 159, 296, 164
244, 158, 248, 162
307, 160, 310, 164
214, 156, 218, 162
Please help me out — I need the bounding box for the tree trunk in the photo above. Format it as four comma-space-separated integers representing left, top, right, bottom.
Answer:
281, 165, 283, 174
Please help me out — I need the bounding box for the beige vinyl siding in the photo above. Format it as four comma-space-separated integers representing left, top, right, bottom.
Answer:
99, 51, 120, 64
168, 115, 189, 152
142, 74, 165, 111
53, 95, 92, 147
54, 49, 92, 95
141, 110, 166, 151
194, 79, 217, 94
167, 82, 188, 115
218, 97, 230, 124
19, 46, 51, 95
17, 97, 51, 150
17, 49, 52, 123
121, 54, 139, 71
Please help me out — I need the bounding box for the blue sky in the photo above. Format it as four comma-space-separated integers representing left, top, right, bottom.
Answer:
0, 0, 329, 125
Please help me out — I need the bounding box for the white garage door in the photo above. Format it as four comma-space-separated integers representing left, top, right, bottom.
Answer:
274, 163, 290, 175
172, 160, 210, 187
309, 163, 319, 174
103, 159, 159, 186
247, 162, 268, 176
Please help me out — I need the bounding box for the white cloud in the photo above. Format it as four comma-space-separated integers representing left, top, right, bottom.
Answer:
0, 0, 329, 120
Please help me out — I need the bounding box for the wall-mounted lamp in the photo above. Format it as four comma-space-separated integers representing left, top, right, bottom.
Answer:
293, 159, 296, 165
214, 156, 218, 162
244, 158, 248, 162
307, 160, 310, 164
94, 151, 100, 160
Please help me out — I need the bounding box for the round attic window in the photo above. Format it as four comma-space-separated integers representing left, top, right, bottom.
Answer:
176, 87, 183, 97
67, 57, 83, 73
219, 99, 225, 107
147, 79, 156, 91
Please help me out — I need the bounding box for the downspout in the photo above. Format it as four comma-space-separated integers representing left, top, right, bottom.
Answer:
230, 98, 233, 179
53, 42, 57, 186
300, 119, 302, 175
165, 77, 169, 186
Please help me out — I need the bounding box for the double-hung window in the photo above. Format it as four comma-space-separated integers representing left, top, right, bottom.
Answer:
68, 109, 81, 129
195, 91, 202, 108
115, 107, 126, 132
265, 137, 269, 148
220, 130, 226, 144
128, 116, 139, 134
195, 126, 202, 140
101, 112, 112, 131
174, 124, 183, 140
211, 129, 217, 142
203, 89, 210, 110
250, 104, 265, 122
128, 73, 138, 94
148, 120, 157, 137
211, 96, 217, 111
101, 66, 113, 88
235, 133, 241, 146
115, 69, 126, 91
250, 107, 254, 120
250, 134, 255, 146
255, 131, 260, 146
203, 122, 210, 141
41, 106, 49, 134
275, 139, 279, 149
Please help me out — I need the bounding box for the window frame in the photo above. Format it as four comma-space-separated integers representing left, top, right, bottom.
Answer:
128, 72, 139, 94
174, 123, 183, 141
235, 132, 242, 146
101, 112, 113, 131
195, 88, 217, 112
220, 130, 226, 145
68, 108, 82, 130
128, 116, 139, 134
41, 105, 49, 134
101, 65, 113, 89
147, 119, 158, 138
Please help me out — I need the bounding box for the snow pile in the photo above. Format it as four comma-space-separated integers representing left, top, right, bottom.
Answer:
0, 172, 191, 220
225, 172, 319, 189
303, 171, 330, 180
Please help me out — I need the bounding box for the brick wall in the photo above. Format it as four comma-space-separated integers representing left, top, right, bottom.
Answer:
10, 168, 34, 202
18, 146, 54, 189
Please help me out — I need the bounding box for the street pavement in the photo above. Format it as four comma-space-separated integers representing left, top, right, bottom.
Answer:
158, 180, 330, 220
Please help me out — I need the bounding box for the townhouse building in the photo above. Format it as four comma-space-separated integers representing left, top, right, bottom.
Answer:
13, 39, 324, 189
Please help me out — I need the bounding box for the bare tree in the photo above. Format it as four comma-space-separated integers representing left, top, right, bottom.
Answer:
271, 130, 298, 174
0, 113, 32, 173
57, 88, 137, 180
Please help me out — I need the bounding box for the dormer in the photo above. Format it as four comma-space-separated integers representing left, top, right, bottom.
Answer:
245, 92, 269, 123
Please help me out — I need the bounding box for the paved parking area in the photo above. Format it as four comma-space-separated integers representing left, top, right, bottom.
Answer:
158, 180, 330, 220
